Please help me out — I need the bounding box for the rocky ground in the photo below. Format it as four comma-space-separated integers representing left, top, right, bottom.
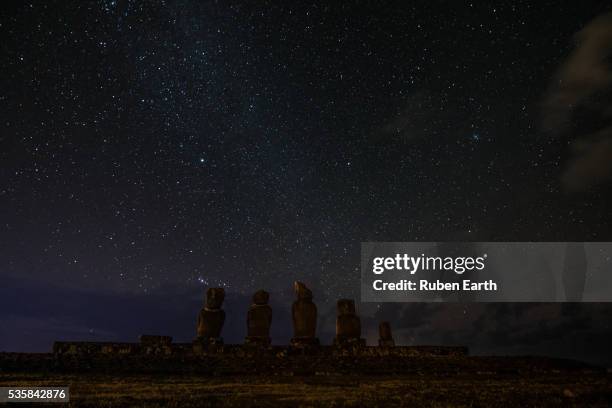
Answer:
1, 356, 612, 407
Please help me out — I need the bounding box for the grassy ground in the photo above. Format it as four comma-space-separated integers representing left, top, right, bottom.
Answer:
2, 371, 612, 407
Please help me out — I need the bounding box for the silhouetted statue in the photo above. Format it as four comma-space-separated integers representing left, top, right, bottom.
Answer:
196, 288, 226, 342
245, 289, 272, 346
334, 299, 365, 347
378, 322, 395, 347
563, 242, 587, 301
291, 281, 319, 346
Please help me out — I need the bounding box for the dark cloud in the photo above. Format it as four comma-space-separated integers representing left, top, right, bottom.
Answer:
374, 302, 612, 366
543, 13, 612, 191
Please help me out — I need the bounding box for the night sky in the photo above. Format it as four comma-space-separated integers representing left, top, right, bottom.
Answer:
2, 1, 612, 365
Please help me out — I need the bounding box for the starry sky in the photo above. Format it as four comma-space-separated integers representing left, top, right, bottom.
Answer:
2, 1, 612, 363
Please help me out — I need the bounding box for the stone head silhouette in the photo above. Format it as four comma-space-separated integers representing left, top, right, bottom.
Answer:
252, 289, 269, 305
294, 281, 313, 300
205, 288, 225, 310
379, 322, 393, 340
291, 281, 317, 340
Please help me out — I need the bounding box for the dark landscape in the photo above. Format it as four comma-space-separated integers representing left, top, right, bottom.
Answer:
2, 350, 611, 407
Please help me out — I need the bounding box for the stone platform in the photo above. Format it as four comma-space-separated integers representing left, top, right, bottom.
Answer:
0, 337, 469, 375
51, 339, 467, 358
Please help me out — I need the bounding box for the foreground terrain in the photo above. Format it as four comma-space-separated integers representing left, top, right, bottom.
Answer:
1, 348, 611, 406
2, 360, 612, 407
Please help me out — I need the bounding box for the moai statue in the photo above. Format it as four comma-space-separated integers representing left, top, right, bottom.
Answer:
245, 289, 272, 346
194, 288, 226, 352
334, 299, 365, 347
378, 321, 395, 347
290, 281, 319, 347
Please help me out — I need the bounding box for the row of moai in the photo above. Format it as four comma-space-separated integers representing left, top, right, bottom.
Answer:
195, 281, 395, 348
